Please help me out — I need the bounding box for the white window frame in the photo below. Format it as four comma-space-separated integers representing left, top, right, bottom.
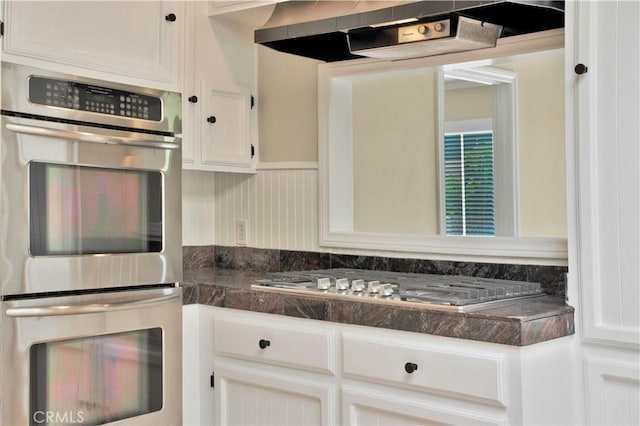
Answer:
436, 67, 520, 237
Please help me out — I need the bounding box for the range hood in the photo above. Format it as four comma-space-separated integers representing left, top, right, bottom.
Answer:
254, 1, 564, 62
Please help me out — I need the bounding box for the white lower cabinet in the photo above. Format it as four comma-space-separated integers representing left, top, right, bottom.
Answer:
201, 307, 574, 426
342, 331, 510, 407
341, 327, 516, 426
342, 385, 507, 426
214, 361, 335, 425
212, 308, 338, 425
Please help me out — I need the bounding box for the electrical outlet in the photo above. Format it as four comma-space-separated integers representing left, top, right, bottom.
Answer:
236, 219, 247, 246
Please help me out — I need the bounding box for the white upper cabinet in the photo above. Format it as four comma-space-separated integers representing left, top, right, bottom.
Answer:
572, 0, 640, 347
182, 1, 259, 173
1, 1, 183, 91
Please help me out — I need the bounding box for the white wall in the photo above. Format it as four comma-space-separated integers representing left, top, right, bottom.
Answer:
352, 72, 439, 234
182, 170, 216, 246
499, 51, 567, 238
258, 46, 320, 162
445, 85, 493, 121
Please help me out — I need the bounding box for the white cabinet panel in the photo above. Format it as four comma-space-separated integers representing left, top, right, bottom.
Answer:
2, 1, 182, 89
183, 305, 216, 426
200, 86, 253, 169
574, 0, 640, 346
342, 332, 507, 407
343, 386, 507, 426
585, 358, 640, 425
216, 365, 331, 426
214, 310, 335, 374
182, 1, 258, 172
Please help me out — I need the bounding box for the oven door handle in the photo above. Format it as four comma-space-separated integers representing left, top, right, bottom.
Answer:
5, 292, 180, 317
5, 122, 180, 150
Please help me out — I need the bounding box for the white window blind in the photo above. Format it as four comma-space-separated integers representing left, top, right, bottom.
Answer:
444, 131, 495, 236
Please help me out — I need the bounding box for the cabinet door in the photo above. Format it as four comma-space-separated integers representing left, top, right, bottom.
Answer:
342, 332, 509, 407
213, 310, 334, 375
2, 1, 182, 89
342, 386, 506, 426
571, 1, 640, 424
573, 0, 640, 346
214, 362, 334, 426
199, 82, 255, 171
182, 1, 258, 172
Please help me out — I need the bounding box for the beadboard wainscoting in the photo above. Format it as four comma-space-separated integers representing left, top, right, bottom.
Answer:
214, 163, 320, 251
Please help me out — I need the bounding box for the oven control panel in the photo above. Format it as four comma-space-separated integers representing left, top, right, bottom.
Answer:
28, 75, 162, 121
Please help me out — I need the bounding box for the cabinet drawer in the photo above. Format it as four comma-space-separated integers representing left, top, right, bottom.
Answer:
214, 311, 335, 375
342, 333, 507, 406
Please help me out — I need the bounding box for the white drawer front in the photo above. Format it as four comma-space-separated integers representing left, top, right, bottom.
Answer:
342, 334, 507, 406
214, 312, 335, 375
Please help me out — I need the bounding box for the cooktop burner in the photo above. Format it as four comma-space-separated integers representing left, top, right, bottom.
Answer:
252, 268, 544, 312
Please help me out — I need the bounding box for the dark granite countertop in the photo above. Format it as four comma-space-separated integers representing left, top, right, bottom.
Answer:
181, 267, 574, 347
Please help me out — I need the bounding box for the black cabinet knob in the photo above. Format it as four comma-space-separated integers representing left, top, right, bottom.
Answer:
207, 116, 216, 124
165, 13, 177, 22
404, 362, 418, 374
574, 63, 588, 75
259, 339, 271, 349
188, 96, 198, 104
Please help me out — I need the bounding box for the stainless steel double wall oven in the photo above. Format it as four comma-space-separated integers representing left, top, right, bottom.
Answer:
0, 63, 183, 425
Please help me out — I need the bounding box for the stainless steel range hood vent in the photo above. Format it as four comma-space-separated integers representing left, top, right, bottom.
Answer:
254, 1, 564, 62
348, 16, 503, 60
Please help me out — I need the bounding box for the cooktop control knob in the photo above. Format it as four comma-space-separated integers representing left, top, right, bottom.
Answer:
379, 283, 394, 297
317, 277, 331, 290
351, 279, 365, 292
367, 281, 381, 294
434, 22, 445, 32
417, 25, 429, 35
336, 278, 350, 291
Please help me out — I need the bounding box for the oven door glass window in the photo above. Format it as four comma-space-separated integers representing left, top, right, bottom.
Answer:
29, 162, 163, 255
30, 328, 163, 425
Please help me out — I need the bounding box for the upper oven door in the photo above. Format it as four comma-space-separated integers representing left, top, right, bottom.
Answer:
0, 115, 182, 296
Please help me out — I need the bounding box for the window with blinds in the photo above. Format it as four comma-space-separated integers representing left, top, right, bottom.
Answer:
444, 131, 495, 236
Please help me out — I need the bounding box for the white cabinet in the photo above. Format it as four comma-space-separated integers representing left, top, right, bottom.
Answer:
567, 1, 640, 424
212, 308, 337, 425
342, 386, 506, 426
572, 0, 640, 348
341, 327, 518, 425
213, 309, 335, 374
214, 362, 334, 426
342, 332, 509, 407
183, 305, 217, 426
1, 1, 183, 90
182, 2, 259, 172
206, 307, 573, 426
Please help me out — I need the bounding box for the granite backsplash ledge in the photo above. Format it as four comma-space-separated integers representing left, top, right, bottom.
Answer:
184, 245, 568, 297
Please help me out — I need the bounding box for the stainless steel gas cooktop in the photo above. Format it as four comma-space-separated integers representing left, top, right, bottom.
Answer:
252, 268, 545, 312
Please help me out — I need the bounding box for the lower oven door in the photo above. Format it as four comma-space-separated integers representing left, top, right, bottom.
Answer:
0, 287, 182, 425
